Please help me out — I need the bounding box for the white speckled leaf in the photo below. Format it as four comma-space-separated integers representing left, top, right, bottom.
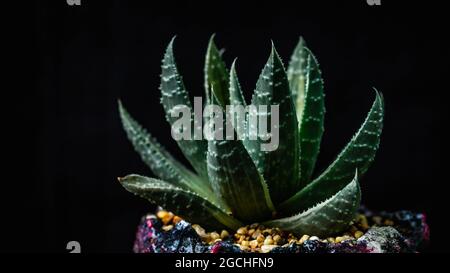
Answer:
229, 60, 247, 106
247, 43, 300, 205
204, 35, 229, 106
160, 37, 208, 179
280, 91, 383, 214
264, 170, 360, 237
228, 60, 249, 141
287, 36, 308, 121
298, 49, 326, 186
207, 136, 275, 222
119, 175, 242, 230
118, 101, 219, 200
288, 38, 326, 187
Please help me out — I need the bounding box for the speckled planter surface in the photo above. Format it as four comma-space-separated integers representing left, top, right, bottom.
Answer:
133, 208, 429, 253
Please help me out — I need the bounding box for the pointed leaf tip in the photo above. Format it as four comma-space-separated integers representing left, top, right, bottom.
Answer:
294, 46, 326, 186
160, 37, 210, 179
231, 58, 238, 70
119, 101, 214, 198
170, 35, 177, 44
208, 33, 216, 43
204, 35, 229, 106
165, 37, 175, 53
270, 41, 278, 58
164, 36, 178, 57
229, 59, 246, 107
297, 36, 306, 48
248, 39, 300, 204
373, 88, 384, 104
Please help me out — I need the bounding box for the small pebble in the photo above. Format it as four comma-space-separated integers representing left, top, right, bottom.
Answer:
298, 235, 310, 244
161, 212, 174, 225
256, 234, 265, 243
220, 230, 229, 239
263, 235, 273, 245
262, 229, 272, 235
237, 227, 247, 235
336, 235, 352, 243
239, 245, 249, 251
237, 235, 245, 244
358, 215, 370, 230
309, 236, 319, 241
192, 224, 206, 237
261, 245, 278, 253
156, 210, 168, 219
203, 234, 212, 242
162, 225, 173, 231
273, 235, 281, 243
156, 210, 174, 225
249, 240, 258, 249
354, 230, 364, 239
210, 232, 220, 240
252, 230, 261, 239
172, 216, 182, 224
241, 240, 249, 247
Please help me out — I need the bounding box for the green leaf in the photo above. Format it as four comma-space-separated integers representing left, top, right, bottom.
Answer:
288, 38, 326, 186
228, 60, 248, 141
207, 134, 275, 222
263, 170, 361, 237
279, 91, 384, 215
298, 50, 326, 186
160, 37, 208, 179
287, 36, 308, 122
204, 34, 229, 106
118, 101, 214, 198
119, 175, 242, 230
229, 59, 246, 106
247, 43, 300, 205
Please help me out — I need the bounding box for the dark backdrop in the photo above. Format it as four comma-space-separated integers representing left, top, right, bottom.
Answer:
16, 0, 447, 252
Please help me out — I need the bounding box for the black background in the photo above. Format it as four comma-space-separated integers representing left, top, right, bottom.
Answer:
8, 0, 446, 253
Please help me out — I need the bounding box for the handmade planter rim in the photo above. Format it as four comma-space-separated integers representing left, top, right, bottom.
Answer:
133, 207, 429, 253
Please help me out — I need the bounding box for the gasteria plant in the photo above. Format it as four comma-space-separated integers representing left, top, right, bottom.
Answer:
118, 35, 384, 237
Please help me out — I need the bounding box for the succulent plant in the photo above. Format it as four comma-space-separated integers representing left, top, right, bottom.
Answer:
118, 35, 384, 237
